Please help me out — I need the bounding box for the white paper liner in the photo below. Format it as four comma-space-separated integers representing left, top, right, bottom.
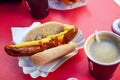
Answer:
11, 22, 85, 78
49, 0, 87, 10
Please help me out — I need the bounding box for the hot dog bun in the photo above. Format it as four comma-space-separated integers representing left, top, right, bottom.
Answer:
5, 22, 78, 56
25, 22, 64, 41
31, 43, 76, 66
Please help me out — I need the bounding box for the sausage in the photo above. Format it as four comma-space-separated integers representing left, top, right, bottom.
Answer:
5, 42, 55, 56
61, 0, 81, 6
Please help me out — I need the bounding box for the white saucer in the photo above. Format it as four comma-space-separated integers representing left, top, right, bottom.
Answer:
49, 0, 87, 10
112, 19, 120, 35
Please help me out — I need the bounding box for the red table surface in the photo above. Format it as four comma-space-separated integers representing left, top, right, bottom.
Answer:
0, 0, 120, 80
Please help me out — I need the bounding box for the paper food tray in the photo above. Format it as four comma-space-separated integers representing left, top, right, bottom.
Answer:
11, 22, 85, 78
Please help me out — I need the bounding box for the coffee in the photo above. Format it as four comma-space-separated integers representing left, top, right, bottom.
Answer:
84, 31, 120, 80
88, 34, 120, 63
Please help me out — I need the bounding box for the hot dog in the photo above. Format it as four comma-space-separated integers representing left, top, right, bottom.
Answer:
5, 22, 78, 56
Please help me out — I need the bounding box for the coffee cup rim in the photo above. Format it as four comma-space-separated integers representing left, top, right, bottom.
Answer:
84, 31, 120, 66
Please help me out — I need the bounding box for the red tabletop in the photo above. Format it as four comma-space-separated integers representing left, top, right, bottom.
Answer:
0, 0, 120, 80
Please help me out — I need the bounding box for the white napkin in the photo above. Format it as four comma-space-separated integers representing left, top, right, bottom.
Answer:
11, 22, 41, 44
11, 22, 84, 78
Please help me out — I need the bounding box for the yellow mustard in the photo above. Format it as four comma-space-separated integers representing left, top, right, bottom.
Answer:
12, 26, 74, 48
